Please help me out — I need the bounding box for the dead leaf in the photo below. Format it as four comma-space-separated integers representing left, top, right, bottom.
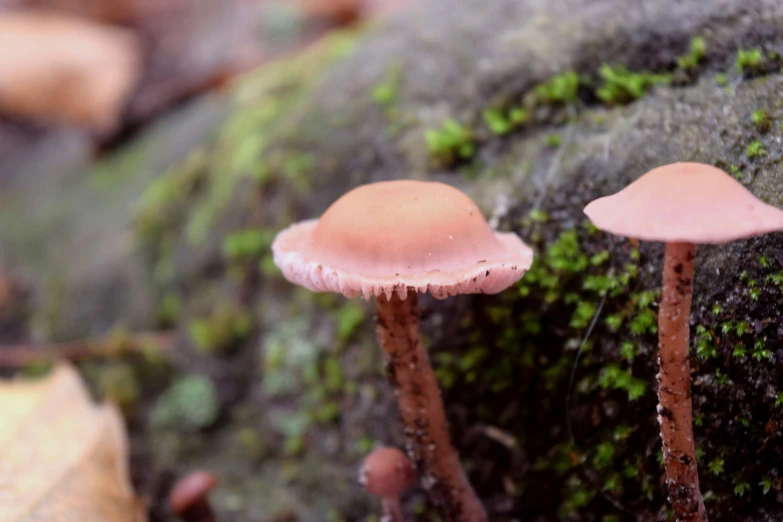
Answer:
0, 364, 147, 522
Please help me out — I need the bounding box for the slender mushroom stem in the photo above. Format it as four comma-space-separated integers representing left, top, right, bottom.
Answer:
381, 496, 405, 522
375, 291, 487, 522
657, 242, 707, 522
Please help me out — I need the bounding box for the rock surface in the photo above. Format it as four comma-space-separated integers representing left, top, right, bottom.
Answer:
3, 0, 783, 520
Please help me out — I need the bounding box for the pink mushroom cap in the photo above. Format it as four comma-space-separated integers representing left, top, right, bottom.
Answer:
359, 447, 415, 497
272, 180, 534, 300
584, 162, 783, 243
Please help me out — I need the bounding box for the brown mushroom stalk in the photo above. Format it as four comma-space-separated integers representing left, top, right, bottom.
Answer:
658, 241, 705, 521
376, 291, 486, 522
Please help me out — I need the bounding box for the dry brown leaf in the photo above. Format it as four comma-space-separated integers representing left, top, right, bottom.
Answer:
0, 363, 147, 522
0, 10, 141, 130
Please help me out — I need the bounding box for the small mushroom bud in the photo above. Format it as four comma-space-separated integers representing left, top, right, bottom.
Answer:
169, 470, 218, 522
360, 447, 415, 522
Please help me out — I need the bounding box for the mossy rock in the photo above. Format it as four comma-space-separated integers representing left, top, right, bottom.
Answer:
3, 0, 783, 520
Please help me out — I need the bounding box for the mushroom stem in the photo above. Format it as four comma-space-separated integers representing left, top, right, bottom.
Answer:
381, 496, 405, 522
375, 291, 487, 522
657, 241, 707, 522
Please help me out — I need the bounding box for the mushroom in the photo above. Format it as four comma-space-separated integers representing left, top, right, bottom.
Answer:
584, 162, 783, 522
272, 180, 533, 522
360, 446, 416, 522
169, 470, 219, 522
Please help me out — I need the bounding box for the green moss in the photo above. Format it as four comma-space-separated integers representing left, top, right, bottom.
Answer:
677, 36, 707, 70
262, 316, 366, 446
482, 107, 528, 135
236, 427, 269, 460
135, 149, 206, 240
597, 364, 647, 400
96, 362, 140, 414
188, 304, 253, 354
223, 228, 276, 260
709, 456, 726, 476
736, 48, 764, 73
595, 64, 671, 105
570, 301, 597, 329
592, 441, 616, 469
751, 109, 771, 132
157, 293, 182, 327
546, 133, 563, 148
334, 301, 366, 342
695, 325, 717, 359
746, 140, 766, 158
715, 73, 728, 86
371, 62, 403, 106
534, 71, 581, 104
139, 31, 357, 247
759, 476, 774, 495
734, 480, 751, 497
425, 119, 474, 164
151, 375, 219, 431
527, 209, 549, 224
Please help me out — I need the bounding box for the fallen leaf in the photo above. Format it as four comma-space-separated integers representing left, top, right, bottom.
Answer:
0, 363, 146, 522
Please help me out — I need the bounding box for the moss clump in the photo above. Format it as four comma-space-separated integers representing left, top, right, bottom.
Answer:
260, 311, 373, 457
677, 36, 707, 70
157, 293, 182, 327
96, 362, 140, 414
482, 107, 528, 135
535, 71, 581, 104
223, 229, 276, 260
334, 301, 366, 342
745, 140, 766, 158
425, 119, 474, 164
151, 375, 219, 431
595, 64, 671, 105
546, 133, 563, 148
736, 48, 764, 74
371, 62, 403, 106
751, 109, 771, 133
135, 31, 358, 250
188, 304, 253, 354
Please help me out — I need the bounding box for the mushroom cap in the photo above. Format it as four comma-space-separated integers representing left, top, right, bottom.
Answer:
584, 162, 783, 243
359, 447, 415, 497
169, 470, 218, 514
272, 180, 534, 300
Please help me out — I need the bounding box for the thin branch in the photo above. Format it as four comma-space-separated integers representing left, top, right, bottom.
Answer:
0, 331, 173, 367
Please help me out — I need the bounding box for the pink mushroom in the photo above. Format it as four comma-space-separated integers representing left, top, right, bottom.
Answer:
360, 447, 416, 522
272, 180, 533, 522
584, 162, 783, 522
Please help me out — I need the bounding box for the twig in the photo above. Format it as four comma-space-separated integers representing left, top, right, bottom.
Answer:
0, 331, 173, 367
